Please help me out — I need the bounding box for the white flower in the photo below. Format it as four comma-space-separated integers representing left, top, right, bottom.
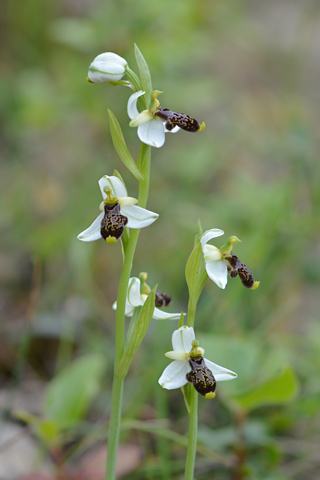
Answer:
88, 52, 128, 83
200, 229, 228, 289
77, 175, 158, 243
158, 326, 237, 398
112, 277, 182, 320
200, 229, 259, 290
127, 91, 180, 148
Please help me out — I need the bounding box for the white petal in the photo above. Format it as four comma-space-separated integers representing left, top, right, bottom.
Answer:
137, 119, 165, 148
88, 53, 128, 82
165, 350, 188, 361
112, 299, 135, 316
99, 175, 127, 200
119, 197, 138, 206
204, 358, 238, 382
158, 360, 190, 389
77, 212, 103, 242
127, 90, 145, 120
91, 52, 127, 67
171, 326, 195, 353
205, 259, 228, 289
152, 308, 181, 320
129, 110, 153, 127
164, 125, 180, 133
203, 244, 222, 261
88, 64, 125, 83
200, 229, 224, 249
122, 205, 158, 229
127, 277, 144, 308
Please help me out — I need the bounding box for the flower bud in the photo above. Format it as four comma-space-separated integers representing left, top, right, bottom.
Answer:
88, 52, 128, 83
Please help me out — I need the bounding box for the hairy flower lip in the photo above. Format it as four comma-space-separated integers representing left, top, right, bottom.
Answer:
77, 175, 158, 242
158, 326, 237, 391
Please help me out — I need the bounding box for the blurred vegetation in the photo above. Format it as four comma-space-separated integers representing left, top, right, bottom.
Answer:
1, 0, 320, 479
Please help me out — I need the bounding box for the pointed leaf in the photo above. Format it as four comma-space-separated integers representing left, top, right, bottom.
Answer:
108, 109, 143, 181
232, 365, 299, 412
185, 235, 205, 305
134, 44, 152, 109
117, 287, 156, 377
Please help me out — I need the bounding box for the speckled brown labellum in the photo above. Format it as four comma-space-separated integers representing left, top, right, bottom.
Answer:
155, 108, 201, 132
226, 252, 255, 289
186, 356, 216, 397
155, 290, 172, 308
100, 202, 128, 241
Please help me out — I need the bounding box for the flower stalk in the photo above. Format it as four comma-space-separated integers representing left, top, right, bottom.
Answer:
184, 388, 198, 480
105, 145, 151, 480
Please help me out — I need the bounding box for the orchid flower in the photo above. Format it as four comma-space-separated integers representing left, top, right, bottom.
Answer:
113, 276, 182, 320
77, 175, 158, 243
127, 90, 205, 148
159, 326, 237, 398
201, 229, 260, 290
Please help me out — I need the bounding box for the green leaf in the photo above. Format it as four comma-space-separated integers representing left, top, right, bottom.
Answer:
134, 44, 152, 109
232, 365, 299, 412
117, 286, 156, 377
43, 354, 105, 427
108, 109, 143, 181
185, 234, 205, 306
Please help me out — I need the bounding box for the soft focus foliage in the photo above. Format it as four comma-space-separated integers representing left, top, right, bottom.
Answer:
1, 0, 320, 478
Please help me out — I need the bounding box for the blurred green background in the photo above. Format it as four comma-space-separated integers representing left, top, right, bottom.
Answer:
1, 0, 320, 479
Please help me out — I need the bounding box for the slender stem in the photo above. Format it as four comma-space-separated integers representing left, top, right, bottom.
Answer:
185, 267, 205, 478
184, 389, 198, 480
105, 144, 151, 480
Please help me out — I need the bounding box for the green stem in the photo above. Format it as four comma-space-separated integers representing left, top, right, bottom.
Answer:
105, 143, 151, 480
185, 267, 206, 478
184, 389, 198, 480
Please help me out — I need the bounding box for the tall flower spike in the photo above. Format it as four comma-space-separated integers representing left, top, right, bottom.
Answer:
159, 326, 237, 398
112, 275, 182, 320
127, 90, 205, 148
77, 175, 158, 243
200, 229, 260, 289
87, 52, 128, 83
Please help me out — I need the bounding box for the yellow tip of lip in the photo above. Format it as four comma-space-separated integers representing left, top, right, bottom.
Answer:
199, 121, 206, 131
106, 236, 118, 244
204, 392, 216, 399
86, 76, 93, 83
252, 281, 260, 290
